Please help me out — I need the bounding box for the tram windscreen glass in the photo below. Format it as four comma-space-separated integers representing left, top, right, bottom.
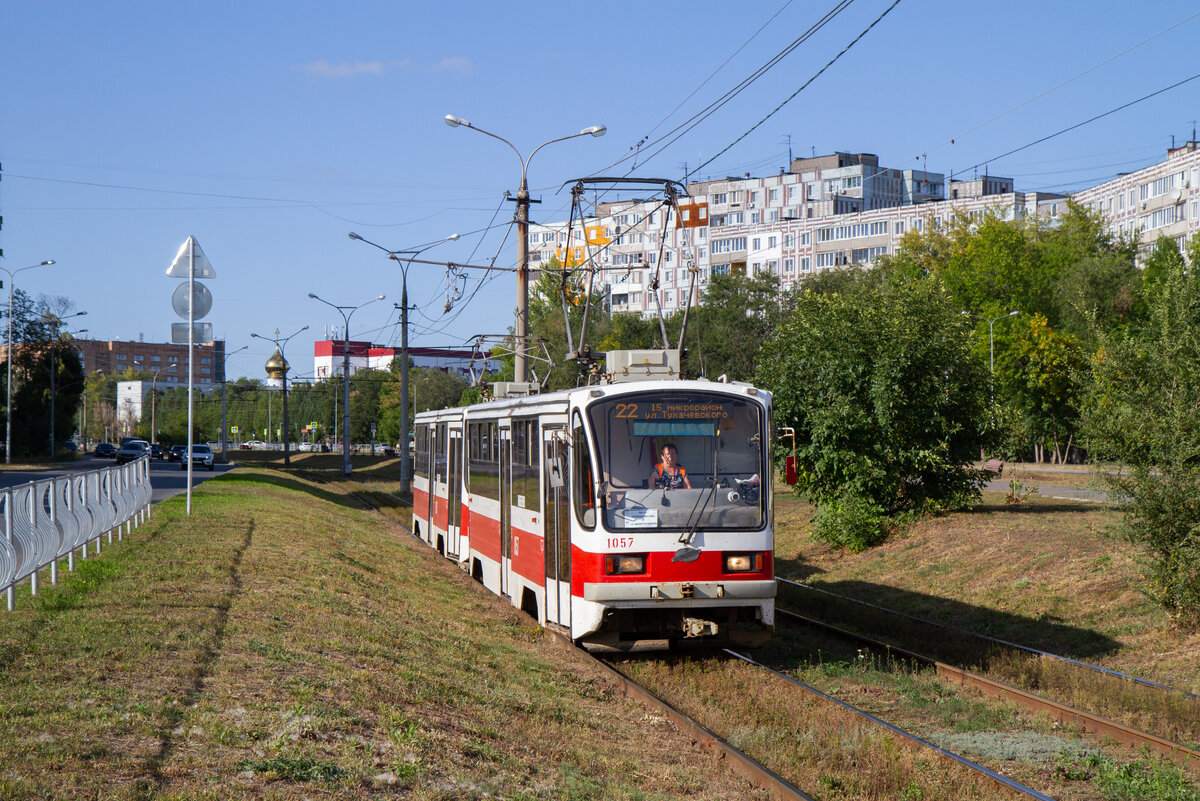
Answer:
587, 392, 766, 531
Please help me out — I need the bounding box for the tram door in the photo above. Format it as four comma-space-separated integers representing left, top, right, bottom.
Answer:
424, 424, 439, 543
542, 428, 571, 628
498, 425, 512, 598
430, 422, 449, 547
446, 426, 463, 558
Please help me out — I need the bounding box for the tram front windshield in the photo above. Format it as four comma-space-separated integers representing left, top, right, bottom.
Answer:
587, 392, 766, 531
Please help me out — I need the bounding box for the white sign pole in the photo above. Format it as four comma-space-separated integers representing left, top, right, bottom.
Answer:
187, 237, 195, 514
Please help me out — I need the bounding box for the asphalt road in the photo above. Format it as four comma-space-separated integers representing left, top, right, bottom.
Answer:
0, 454, 234, 504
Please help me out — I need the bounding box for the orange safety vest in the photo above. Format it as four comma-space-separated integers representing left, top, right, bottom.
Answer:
656, 464, 687, 483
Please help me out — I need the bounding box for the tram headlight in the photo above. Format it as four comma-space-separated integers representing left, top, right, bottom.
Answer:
723, 553, 764, 573
605, 554, 647, 575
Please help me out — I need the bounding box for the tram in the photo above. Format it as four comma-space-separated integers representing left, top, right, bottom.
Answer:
412, 351, 776, 651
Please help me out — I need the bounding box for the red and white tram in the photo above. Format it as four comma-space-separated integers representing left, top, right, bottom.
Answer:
412, 374, 775, 650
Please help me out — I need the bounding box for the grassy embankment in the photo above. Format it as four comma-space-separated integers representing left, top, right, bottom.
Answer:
0, 464, 765, 800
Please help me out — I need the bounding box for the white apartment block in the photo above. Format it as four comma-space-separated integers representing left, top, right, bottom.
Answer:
527, 143, 1200, 318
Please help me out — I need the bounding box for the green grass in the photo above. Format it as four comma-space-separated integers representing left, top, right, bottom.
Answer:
0, 466, 769, 801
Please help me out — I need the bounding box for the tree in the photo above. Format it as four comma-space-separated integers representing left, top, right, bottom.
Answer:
999, 314, 1088, 463
1079, 242, 1200, 624
757, 275, 989, 550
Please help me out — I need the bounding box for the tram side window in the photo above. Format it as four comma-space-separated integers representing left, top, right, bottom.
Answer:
511, 418, 541, 512
572, 414, 595, 528
414, 424, 430, 481
468, 420, 500, 501
434, 423, 449, 483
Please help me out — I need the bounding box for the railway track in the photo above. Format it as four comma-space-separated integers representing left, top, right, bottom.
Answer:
777, 578, 1200, 769
290, 471, 1198, 796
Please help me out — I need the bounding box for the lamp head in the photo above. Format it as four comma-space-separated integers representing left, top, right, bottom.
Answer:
582, 125, 606, 137
1008, 310, 1020, 316
307, 293, 317, 299
447, 233, 460, 241
348, 232, 363, 241
444, 114, 467, 128
42, 260, 55, 266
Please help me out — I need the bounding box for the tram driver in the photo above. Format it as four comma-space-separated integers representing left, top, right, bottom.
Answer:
651, 443, 692, 490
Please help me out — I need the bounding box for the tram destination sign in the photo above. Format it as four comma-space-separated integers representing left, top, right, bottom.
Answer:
613, 399, 730, 420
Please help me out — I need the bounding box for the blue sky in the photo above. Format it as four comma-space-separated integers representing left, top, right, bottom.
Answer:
3, 1, 1199, 382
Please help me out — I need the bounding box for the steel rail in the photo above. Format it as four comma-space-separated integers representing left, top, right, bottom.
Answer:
776, 607, 1200, 769
545, 631, 816, 801
328, 473, 814, 800
721, 648, 1056, 801
778, 577, 1198, 700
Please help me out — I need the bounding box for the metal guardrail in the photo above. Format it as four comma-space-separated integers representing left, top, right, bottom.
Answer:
0, 457, 153, 610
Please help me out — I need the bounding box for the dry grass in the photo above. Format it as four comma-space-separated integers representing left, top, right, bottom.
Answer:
0, 467, 768, 800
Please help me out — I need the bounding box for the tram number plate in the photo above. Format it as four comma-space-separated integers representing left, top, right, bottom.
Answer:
606, 537, 635, 549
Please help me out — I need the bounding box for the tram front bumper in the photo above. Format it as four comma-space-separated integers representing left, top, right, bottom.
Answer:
583, 579, 775, 603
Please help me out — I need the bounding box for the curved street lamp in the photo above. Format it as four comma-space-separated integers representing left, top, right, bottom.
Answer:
444, 114, 605, 383
349, 232, 458, 494
250, 326, 308, 466
962, 309, 1019, 401
46, 310, 87, 456
219, 344, 248, 462
1, 259, 54, 463
150, 361, 178, 447
307, 293, 384, 476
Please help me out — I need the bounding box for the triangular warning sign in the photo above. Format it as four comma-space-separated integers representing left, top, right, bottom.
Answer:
165, 236, 217, 278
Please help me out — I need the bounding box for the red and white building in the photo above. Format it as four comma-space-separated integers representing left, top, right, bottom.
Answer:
313, 341, 499, 381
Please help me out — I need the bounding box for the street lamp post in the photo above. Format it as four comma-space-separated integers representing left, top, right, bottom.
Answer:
348, 232, 458, 495
250, 326, 308, 466
307, 293, 384, 476
962, 309, 1019, 401
47, 313, 87, 457
444, 114, 605, 383
1, 260, 54, 463
219, 345, 247, 462
150, 362, 178, 447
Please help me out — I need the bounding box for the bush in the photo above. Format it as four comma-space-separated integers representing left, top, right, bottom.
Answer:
811, 494, 890, 552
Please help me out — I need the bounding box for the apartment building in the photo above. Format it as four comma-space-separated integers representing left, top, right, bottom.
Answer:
528, 142, 1200, 320
73, 337, 226, 388
1073, 141, 1200, 256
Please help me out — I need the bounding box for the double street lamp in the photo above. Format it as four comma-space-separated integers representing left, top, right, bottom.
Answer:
444, 114, 605, 384
962, 309, 1020, 401
1, 259, 55, 463
349, 232, 458, 494
307, 293, 384, 476
250, 326, 308, 466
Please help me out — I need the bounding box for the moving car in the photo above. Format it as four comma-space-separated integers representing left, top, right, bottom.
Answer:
183, 444, 215, 471
150, 443, 164, 459
168, 444, 186, 462
94, 442, 117, 458
116, 439, 151, 464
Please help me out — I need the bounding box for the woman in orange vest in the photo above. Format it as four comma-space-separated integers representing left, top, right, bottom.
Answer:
652, 443, 692, 489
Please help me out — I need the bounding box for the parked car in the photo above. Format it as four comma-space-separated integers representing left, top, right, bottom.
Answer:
183, 444, 215, 471
168, 444, 186, 462
241, 439, 266, 450
116, 439, 151, 464
94, 442, 117, 458
63, 440, 79, 453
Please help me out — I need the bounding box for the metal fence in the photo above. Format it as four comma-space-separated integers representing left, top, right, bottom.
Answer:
0, 458, 153, 610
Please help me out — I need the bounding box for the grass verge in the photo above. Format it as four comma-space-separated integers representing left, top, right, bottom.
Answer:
0, 466, 766, 800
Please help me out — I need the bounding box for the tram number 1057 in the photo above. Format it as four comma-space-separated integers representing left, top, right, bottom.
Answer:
606, 537, 636, 549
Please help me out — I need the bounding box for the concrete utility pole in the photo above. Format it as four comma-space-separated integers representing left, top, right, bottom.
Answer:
443, 114, 605, 383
